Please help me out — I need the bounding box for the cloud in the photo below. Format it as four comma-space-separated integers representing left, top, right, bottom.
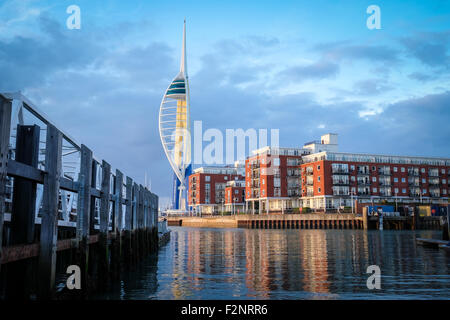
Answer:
313, 42, 400, 64
0, 14, 103, 91
353, 79, 393, 95
400, 31, 450, 67
278, 60, 339, 82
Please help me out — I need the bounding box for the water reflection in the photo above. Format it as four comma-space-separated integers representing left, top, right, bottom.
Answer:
100, 228, 450, 300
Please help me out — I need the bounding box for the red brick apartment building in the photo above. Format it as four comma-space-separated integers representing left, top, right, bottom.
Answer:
300, 151, 450, 210
224, 180, 246, 214
188, 163, 244, 215
187, 133, 450, 214
244, 133, 450, 213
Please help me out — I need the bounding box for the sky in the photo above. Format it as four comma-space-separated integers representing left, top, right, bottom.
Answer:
1, 0, 449, 207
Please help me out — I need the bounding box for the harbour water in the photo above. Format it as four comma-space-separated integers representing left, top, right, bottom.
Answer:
99, 227, 450, 300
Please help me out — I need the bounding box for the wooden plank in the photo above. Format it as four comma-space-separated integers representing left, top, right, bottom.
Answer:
2, 234, 107, 264
133, 182, 139, 229
0, 95, 12, 271
76, 144, 93, 240
37, 124, 62, 299
99, 161, 111, 235
89, 160, 98, 234
98, 160, 111, 288
7, 125, 40, 298
114, 170, 123, 233
10, 125, 40, 244
125, 176, 132, 231
76, 144, 93, 294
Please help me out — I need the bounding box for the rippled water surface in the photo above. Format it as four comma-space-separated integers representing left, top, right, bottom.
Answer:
100, 227, 450, 300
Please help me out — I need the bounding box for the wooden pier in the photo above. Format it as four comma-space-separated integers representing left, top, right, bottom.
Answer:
167, 211, 444, 231
0, 93, 164, 299
168, 214, 365, 229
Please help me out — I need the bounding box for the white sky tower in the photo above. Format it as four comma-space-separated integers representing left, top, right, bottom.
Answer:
158, 20, 191, 212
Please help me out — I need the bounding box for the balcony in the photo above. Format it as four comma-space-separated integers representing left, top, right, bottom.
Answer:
332, 168, 349, 174
408, 169, 419, 176
333, 180, 349, 185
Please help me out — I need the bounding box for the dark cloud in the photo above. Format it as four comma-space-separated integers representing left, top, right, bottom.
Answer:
400, 31, 450, 67
408, 72, 437, 82
278, 60, 339, 82
0, 15, 103, 91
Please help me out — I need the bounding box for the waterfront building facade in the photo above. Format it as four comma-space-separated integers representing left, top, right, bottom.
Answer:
224, 180, 246, 214
188, 164, 245, 215
244, 133, 450, 213
300, 151, 450, 210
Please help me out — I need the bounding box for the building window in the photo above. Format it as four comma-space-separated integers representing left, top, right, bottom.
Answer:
262, 179, 265, 185
261, 158, 265, 164
317, 165, 321, 170
421, 168, 425, 173
247, 191, 250, 197
318, 187, 321, 193
372, 166, 376, 171
247, 182, 250, 187
443, 189, 447, 195
262, 189, 265, 196
351, 176, 355, 181
235, 189, 239, 194
401, 178, 406, 183
273, 158, 280, 166
394, 167, 398, 172
224, 176, 228, 180
401, 167, 405, 172
318, 176, 321, 182
402, 188, 406, 193
394, 188, 399, 194
350, 165, 355, 171
422, 178, 426, 184
442, 169, 445, 174
373, 188, 377, 193
372, 177, 377, 182
394, 178, 398, 183
205, 176, 210, 182
422, 189, 427, 194
443, 179, 447, 184
261, 168, 266, 174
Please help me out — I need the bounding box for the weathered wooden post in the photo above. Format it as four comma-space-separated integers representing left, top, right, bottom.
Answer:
98, 160, 111, 289
7, 125, 40, 299
132, 182, 139, 262
0, 95, 12, 273
362, 207, 368, 230
123, 176, 133, 266
37, 124, 62, 299
138, 185, 144, 256
76, 144, 93, 294
112, 169, 123, 278
89, 161, 98, 235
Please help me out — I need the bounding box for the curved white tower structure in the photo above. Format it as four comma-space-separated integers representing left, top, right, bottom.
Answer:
159, 20, 191, 211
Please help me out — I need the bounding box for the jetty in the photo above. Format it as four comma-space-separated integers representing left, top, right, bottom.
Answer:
0, 93, 169, 299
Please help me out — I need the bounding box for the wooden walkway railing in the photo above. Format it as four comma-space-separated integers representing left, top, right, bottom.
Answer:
0, 93, 159, 299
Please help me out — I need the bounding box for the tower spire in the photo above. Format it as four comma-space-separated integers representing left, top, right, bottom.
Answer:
180, 19, 187, 75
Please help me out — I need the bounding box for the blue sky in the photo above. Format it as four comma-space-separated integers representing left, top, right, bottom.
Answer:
1, 0, 449, 206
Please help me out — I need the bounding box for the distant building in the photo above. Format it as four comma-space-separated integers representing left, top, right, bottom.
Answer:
188, 133, 450, 214
300, 151, 450, 210
224, 180, 246, 214
245, 133, 450, 213
188, 163, 245, 215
